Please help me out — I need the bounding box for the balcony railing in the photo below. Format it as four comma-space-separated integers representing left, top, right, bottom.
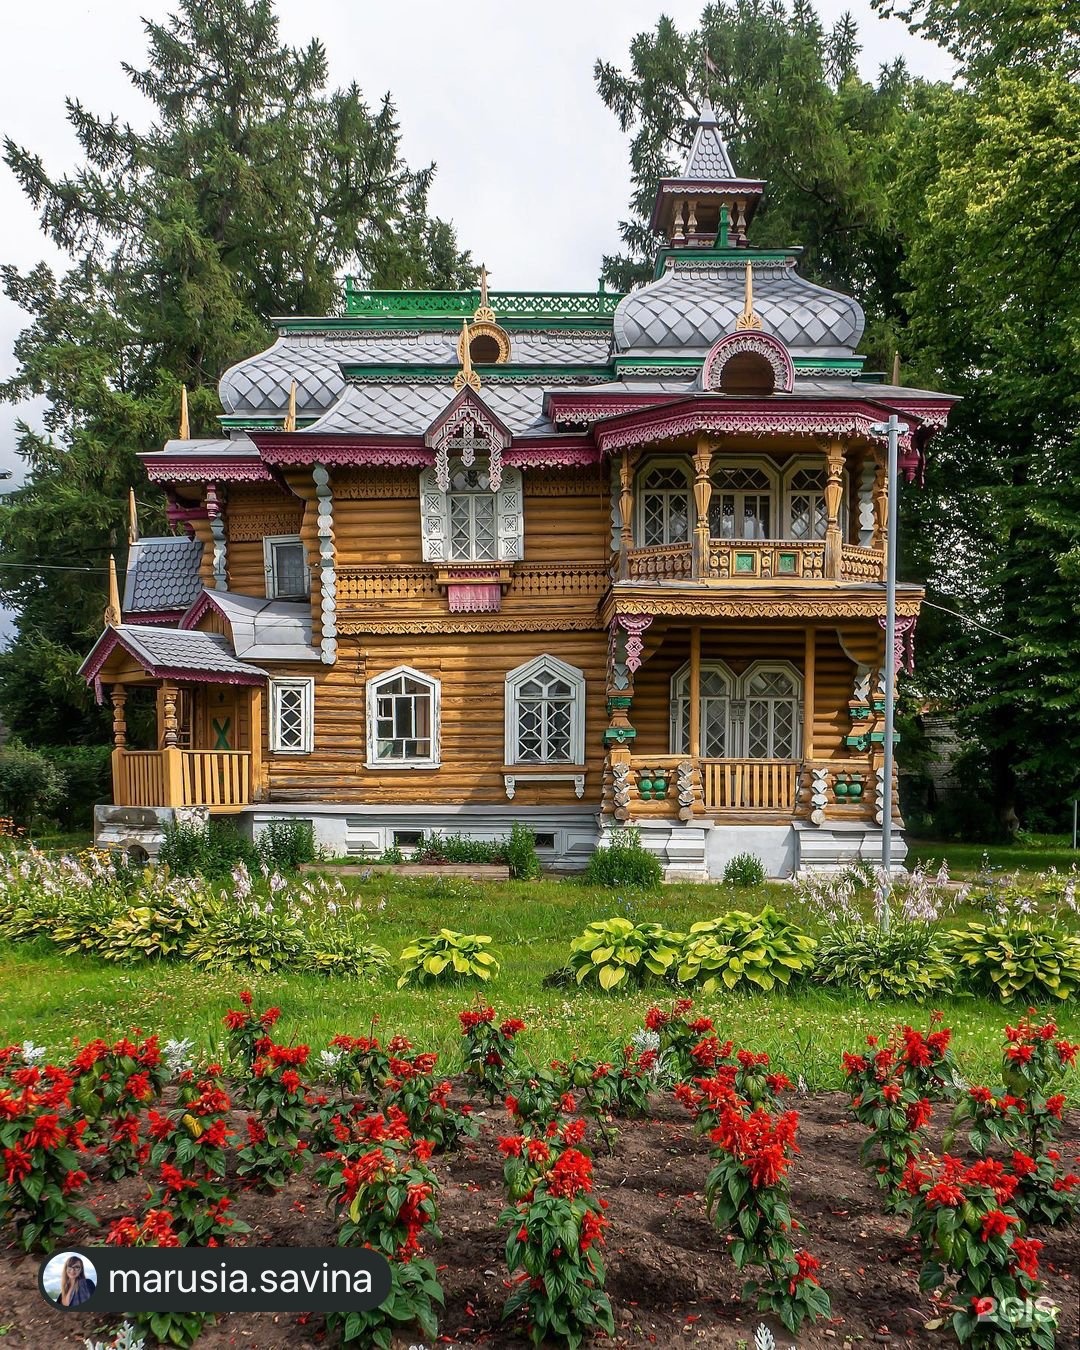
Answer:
112, 749, 252, 811
700, 759, 799, 812
623, 539, 883, 584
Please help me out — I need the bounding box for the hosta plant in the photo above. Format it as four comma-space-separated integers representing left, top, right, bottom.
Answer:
459, 1004, 526, 1101
397, 929, 500, 987
567, 917, 682, 991
812, 919, 955, 1001
944, 920, 1080, 1003
187, 897, 308, 972
498, 1121, 615, 1349
902, 1154, 1057, 1349
674, 908, 817, 994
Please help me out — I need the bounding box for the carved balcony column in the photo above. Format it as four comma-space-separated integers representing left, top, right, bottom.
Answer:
161, 683, 180, 748
617, 449, 637, 580
871, 452, 888, 573
692, 438, 714, 578
824, 441, 846, 580
110, 686, 128, 749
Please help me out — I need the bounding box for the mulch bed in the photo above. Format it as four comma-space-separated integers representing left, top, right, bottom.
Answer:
0, 1093, 1076, 1349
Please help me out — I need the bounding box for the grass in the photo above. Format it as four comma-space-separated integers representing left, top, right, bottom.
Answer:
1, 871, 1077, 1093
908, 832, 1080, 878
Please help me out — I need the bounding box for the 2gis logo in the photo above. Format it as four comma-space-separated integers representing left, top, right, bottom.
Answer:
972, 1294, 1059, 1331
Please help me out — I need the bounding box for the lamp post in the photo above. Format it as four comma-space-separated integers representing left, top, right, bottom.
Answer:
869, 413, 902, 933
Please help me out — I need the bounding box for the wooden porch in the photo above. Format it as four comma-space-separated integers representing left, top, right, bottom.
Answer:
111, 747, 254, 812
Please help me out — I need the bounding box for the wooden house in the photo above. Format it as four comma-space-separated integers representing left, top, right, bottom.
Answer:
81, 102, 955, 876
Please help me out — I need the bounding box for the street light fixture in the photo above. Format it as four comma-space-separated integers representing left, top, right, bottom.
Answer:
869, 413, 902, 934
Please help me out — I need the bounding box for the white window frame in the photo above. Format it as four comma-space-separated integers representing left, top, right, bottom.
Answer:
783, 457, 832, 542
263, 534, 310, 600
269, 677, 314, 755
365, 664, 441, 770
669, 660, 736, 758
709, 457, 780, 541
419, 464, 524, 563
504, 654, 586, 766
636, 458, 693, 547
741, 660, 803, 760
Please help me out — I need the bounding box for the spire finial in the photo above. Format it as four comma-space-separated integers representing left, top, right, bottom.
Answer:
474, 265, 496, 324
178, 385, 190, 440
891, 351, 901, 387
284, 379, 298, 432
104, 554, 122, 627
453, 319, 482, 391
128, 488, 139, 546
736, 262, 763, 331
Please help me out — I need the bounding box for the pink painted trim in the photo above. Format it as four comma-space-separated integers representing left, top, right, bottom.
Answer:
546, 392, 680, 427
143, 457, 273, 484
702, 331, 795, 394
251, 432, 431, 468
424, 386, 511, 450
124, 609, 185, 625
80, 627, 265, 688
180, 591, 219, 631
447, 582, 502, 613
503, 445, 601, 469
154, 665, 264, 686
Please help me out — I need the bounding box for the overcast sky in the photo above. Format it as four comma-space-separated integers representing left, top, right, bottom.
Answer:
0, 0, 954, 636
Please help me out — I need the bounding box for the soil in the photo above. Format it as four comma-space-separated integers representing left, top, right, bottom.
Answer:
0, 1093, 1076, 1350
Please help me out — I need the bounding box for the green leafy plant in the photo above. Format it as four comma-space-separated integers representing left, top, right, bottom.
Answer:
813, 920, 955, 1001
187, 899, 307, 973
98, 890, 212, 963
256, 818, 317, 871
722, 851, 767, 886
397, 929, 500, 988
567, 917, 682, 991
0, 742, 66, 828
675, 909, 817, 994
301, 916, 391, 979
944, 920, 1080, 1002
583, 828, 662, 888
505, 822, 541, 879
159, 818, 260, 879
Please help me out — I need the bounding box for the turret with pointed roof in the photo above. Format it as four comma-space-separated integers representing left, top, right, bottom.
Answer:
649, 98, 765, 247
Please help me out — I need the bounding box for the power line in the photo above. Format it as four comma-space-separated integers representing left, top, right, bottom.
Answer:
922, 597, 1014, 641
0, 562, 108, 573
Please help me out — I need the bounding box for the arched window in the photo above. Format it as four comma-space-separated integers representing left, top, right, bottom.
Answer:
639, 464, 691, 546
709, 463, 777, 540
786, 464, 828, 540
669, 661, 734, 758
505, 655, 585, 765
366, 665, 440, 768
743, 663, 801, 759
448, 461, 498, 561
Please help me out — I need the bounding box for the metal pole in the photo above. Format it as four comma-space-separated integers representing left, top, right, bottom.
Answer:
871, 413, 902, 932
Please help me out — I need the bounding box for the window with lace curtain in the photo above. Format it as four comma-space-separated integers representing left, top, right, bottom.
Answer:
743, 664, 801, 759
669, 662, 734, 758
639, 464, 691, 546
786, 466, 828, 540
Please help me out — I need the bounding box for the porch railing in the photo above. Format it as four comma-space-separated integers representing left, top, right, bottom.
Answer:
112, 749, 252, 811
700, 759, 799, 812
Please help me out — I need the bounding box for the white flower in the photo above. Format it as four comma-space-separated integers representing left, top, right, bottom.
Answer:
20, 1041, 46, 1066
318, 1049, 343, 1072
163, 1037, 195, 1076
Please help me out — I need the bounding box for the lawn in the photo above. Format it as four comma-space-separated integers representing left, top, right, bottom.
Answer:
2, 871, 1077, 1093
908, 831, 1080, 878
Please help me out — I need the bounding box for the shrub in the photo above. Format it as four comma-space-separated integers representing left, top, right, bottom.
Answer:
257, 818, 317, 871
414, 831, 501, 865
301, 919, 391, 979
397, 929, 500, 988
583, 828, 662, 888
98, 887, 212, 963
674, 908, 817, 994
38, 744, 112, 831
944, 920, 1080, 1002
505, 821, 541, 879
812, 920, 955, 1001
567, 917, 682, 991
159, 818, 260, 879
722, 851, 767, 886
0, 743, 66, 828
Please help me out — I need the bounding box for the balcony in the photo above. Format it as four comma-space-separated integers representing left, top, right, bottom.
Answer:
623, 540, 883, 585
112, 749, 253, 812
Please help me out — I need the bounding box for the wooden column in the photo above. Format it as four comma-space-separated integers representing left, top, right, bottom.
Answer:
803, 626, 816, 760
249, 685, 266, 801
824, 442, 845, 580
161, 683, 180, 748
689, 624, 702, 759
110, 687, 128, 748
692, 439, 713, 579
618, 450, 635, 579
871, 453, 888, 574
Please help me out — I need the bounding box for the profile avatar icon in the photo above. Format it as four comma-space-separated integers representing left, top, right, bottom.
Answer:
41, 1251, 97, 1308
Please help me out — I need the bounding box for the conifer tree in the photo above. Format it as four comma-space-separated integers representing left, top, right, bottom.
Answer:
0, 0, 475, 741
